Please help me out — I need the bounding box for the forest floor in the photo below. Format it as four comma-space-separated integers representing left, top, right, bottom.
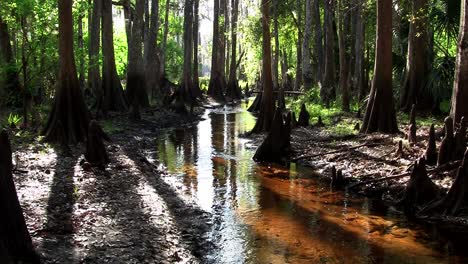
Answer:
8, 103, 467, 263
12, 107, 216, 263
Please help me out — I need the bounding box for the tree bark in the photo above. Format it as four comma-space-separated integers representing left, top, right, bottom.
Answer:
451, 0, 468, 126
77, 14, 85, 90
321, 0, 336, 106
273, 0, 280, 89
360, 0, 398, 134
400, 0, 431, 112
102, 0, 128, 112
251, 0, 274, 133
193, 0, 202, 97
0, 131, 40, 264
302, 0, 314, 90
294, 0, 303, 91
313, 0, 324, 84
127, 0, 149, 119
337, 0, 350, 112
42, 0, 91, 143
87, 0, 101, 99
181, 0, 194, 106
160, 0, 171, 80
226, 0, 241, 100
144, 0, 160, 101
207, 0, 226, 101
354, 0, 365, 102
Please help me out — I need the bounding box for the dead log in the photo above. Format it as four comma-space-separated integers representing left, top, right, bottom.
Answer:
297, 104, 310, 127
0, 131, 40, 263
408, 104, 417, 144
85, 120, 110, 166
291, 142, 382, 161
348, 160, 461, 190
420, 150, 468, 216
253, 108, 291, 163
397, 157, 440, 215
437, 116, 455, 167
454, 117, 467, 160
425, 124, 438, 165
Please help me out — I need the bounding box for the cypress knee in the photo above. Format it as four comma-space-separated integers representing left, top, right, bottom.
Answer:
437, 116, 455, 166
425, 124, 438, 165
85, 120, 110, 166
297, 104, 310, 127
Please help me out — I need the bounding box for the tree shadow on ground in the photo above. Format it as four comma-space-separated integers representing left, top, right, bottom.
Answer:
38, 147, 78, 263
120, 140, 215, 263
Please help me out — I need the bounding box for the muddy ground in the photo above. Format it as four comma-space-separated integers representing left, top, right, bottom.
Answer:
8, 105, 467, 263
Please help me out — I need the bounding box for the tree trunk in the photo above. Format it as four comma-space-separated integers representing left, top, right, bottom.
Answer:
160, 0, 171, 80
313, 0, 323, 84
127, 0, 149, 119
87, 0, 101, 98
102, 0, 128, 112
451, 0, 468, 126
145, 0, 160, 101
294, 0, 303, 91
321, 0, 336, 106
0, 131, 40, 264
251, 0, 274, 133
360, 0, 398, 134
354, 0, 365, 102
42, 0, 91, 143
192, 0, 202, 98
302, 0, 314, 90
226, 0, 241, 100
0, 16, 21, 107
273, 0, 280, 89
400, 0, 430, 112
207, 0, 226, 101
181, 0, 194, 106
77, 14, 85, 90
337, 0, 350, 112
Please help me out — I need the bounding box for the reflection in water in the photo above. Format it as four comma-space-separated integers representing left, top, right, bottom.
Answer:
155, 105, 468, 263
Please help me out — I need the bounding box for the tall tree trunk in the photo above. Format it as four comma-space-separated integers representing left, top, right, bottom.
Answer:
102, 0, 128, 112
302, 0, 314, 90
226, 0, 241, 100
123, 0, 132, 48
294, 0, 303, 91
192, 0, 202, 97
77, 14, 85, 90
252, 0, 274, 133
313, 0, 323, 84
145, 0, 160, 101
88, 0, 101, 98
354, 0, 365, 102
181, 0, 194, 103
273, 0, 280, 89
42, 0, 91, 143
225, 0, 230, 79
127, 0, 149, 119
400, 0, 430, 112
451, 0, 468, 125
160, 0, 171, 79
321, 0, 336, 106
207, 0, 226, 100
0, 16, 21, 107
337, 0, 350, 111
361, 0, 398, 133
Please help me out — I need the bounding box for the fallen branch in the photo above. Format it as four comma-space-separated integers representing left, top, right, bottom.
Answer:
347, 160, 462, 190
291, 143, 382, 162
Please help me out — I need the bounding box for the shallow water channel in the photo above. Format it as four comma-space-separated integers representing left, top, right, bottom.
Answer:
154, 104, 468, 263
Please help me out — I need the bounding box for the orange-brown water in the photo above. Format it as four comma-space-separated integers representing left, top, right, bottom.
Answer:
155, 104, 468, 263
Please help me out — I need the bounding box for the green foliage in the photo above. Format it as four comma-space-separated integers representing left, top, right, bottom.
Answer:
2, 113, 22, 129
